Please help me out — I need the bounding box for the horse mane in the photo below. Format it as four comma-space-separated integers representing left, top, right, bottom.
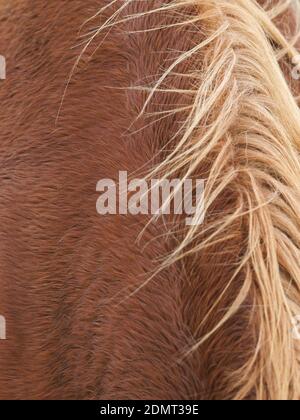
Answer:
0, 0, 299, 400
85, 0, 300, 399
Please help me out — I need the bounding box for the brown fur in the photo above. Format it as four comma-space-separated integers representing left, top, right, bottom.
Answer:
0, 0, 298, 400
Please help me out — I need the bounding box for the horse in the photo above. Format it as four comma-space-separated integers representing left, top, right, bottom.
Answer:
0, 0, 299, 400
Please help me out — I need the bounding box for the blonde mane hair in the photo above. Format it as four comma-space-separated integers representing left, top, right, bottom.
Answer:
84, 0, 300, 400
